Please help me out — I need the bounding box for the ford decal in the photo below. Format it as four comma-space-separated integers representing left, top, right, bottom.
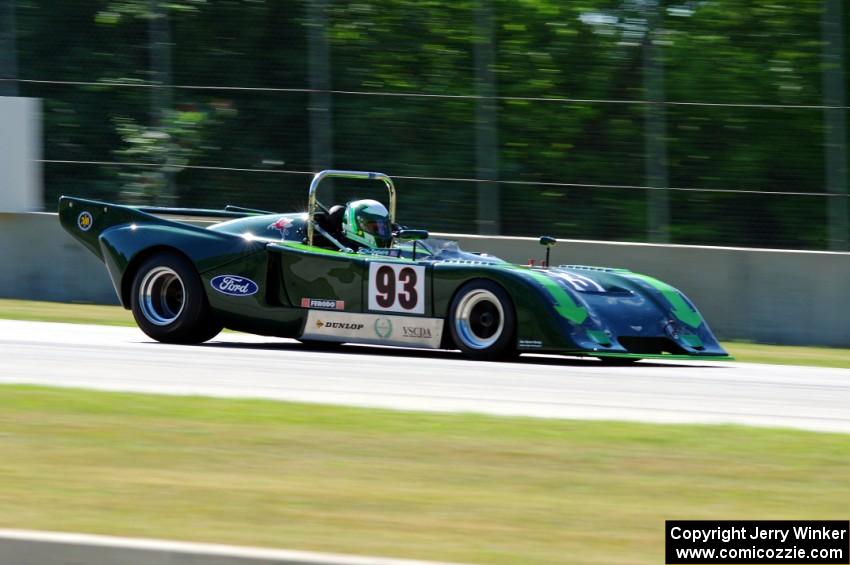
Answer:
211, 275, 258, 297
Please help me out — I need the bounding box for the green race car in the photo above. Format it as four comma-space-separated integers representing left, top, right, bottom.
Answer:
59, 170, 729, 362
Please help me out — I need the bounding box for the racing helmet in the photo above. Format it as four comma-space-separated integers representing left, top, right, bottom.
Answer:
342, 199, 392, 248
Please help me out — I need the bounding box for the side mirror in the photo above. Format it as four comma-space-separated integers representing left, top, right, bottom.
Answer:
538, 235, 557, 267
396, 229, 429, 241
396, 229, 429, 261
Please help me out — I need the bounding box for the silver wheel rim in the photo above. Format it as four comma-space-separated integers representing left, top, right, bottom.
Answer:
138, 267, 186, 326
454, 289, 505, 349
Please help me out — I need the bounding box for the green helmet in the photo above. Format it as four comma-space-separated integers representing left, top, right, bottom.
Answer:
342, 199, 393, 248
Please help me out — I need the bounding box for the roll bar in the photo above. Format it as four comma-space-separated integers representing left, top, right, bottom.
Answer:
306, 170, 397, 247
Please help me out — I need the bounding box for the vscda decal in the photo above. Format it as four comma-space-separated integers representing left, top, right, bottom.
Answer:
210, 275, 259, 297
402, 326, 432, 339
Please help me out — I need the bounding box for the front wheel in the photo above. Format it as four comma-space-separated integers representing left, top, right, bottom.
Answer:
130, 252, 222, 344
448, 280, 516, 361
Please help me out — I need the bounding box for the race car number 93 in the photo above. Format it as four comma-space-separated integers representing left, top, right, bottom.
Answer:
368, 263, 425, 314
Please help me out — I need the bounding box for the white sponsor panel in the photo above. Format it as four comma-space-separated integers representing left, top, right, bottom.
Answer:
301, 310, 443, 349
368, 262, 426, 314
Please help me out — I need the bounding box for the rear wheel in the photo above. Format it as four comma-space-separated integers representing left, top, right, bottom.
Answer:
448, 280, 516, 361
130, 252, 222, 344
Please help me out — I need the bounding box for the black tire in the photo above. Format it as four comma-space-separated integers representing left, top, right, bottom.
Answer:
448, 280, 516, 361
130, 251, 222, 344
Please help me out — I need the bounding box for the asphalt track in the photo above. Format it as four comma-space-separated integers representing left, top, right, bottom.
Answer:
1, 319, 849, 433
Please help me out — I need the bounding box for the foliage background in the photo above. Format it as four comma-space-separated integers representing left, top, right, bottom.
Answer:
9, 0, 849, 249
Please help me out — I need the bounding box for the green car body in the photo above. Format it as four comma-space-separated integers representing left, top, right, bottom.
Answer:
58, 170, 729, 362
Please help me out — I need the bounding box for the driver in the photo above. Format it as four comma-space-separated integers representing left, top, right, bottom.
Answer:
341, 199, 393, 250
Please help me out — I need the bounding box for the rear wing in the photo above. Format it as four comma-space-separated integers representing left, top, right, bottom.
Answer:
57, 196, 255, 259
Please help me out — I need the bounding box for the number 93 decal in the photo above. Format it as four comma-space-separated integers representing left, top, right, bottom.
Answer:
368, 263, 426, 314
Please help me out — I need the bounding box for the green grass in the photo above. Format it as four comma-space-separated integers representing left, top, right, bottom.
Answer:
1, 298, 849, 368
0, 298, 134, 326
0, 386, 847, 565
722, 342, 850, 369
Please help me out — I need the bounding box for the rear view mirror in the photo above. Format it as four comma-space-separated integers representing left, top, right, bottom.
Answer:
396, 229, 429, 260
538, 235, 557, 267
396, 229, 429, 241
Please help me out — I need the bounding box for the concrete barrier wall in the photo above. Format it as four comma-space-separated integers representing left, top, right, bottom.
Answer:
0, 529, 464, 565
1, 212, 848, 346
448, 234, 850, 348
0, 97, 42, 212
0, 212, 118, 304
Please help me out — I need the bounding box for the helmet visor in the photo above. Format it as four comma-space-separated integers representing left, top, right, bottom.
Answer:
357, 212, 392, 245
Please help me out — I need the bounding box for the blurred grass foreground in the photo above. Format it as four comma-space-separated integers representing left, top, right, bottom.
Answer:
0, 386, 848, 565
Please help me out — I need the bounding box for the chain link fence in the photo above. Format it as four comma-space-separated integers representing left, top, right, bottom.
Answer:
1, 0, 847, 250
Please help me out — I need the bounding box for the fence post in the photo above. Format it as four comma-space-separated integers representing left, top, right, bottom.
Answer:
474, 0, 499, 235
0, 0, 18, 97
308, 0, 334, 203
149, 0, 175, 205
822, 0, 848, 251
643, 0, 669, 243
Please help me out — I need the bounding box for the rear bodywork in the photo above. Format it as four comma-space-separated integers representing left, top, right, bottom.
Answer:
58, 194, 728, 361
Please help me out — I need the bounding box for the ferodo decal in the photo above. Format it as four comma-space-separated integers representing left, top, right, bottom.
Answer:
301, 298, 345, 310
301, 311, 442, 348
210, 275, 259, 297
368, 262, 426, 315
77, 211, 93, 232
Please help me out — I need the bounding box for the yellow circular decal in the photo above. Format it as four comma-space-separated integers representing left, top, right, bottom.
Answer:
77, 211, 93, 231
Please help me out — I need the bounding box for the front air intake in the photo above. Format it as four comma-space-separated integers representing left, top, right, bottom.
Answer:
617, 337, 687, 355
